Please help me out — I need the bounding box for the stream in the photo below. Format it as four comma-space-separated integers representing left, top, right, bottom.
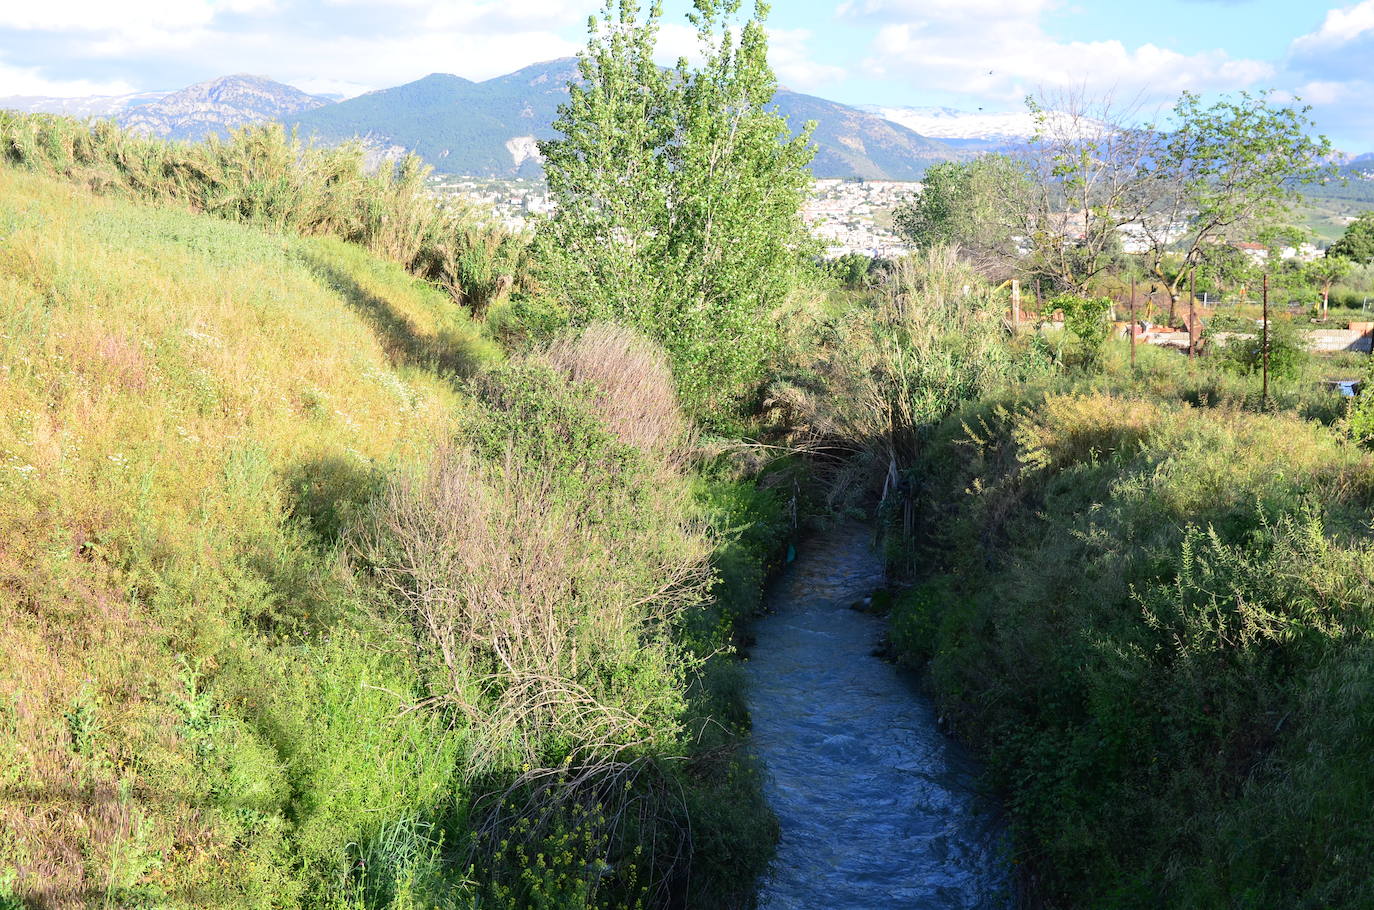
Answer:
745, 527, 1011, 909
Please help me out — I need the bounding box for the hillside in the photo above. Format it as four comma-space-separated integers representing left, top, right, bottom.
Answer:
0, 152, 779, 906
288, 59, 963, 179
288, 60, 575, 177
0, 166, 497, 904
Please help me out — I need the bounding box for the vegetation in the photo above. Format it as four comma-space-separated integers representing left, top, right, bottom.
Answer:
4, 8, 1372, 908
0, 111, 530, 313
893, 155, 1029, 279
0, 165, 777, 907
887, 373, 1374, 907
1328, 211, 1374, 264
535, 0, 816, 421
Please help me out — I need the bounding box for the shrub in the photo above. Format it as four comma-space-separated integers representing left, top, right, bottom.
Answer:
1050, 293, 1113, 369
546, 323, 685, 459
891, 388, 1374, 907
1215, 316, 1307, 381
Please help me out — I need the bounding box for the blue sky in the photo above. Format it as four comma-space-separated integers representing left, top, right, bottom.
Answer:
1, 0, 1371, 149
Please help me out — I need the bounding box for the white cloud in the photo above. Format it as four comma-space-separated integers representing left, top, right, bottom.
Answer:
1290, 0, 1374, 52
0, 0, 274, 33
768, 28, 847, 90
847, 0, 1271, 106
1282, 1, 1374, 149
0, 56, 136, 97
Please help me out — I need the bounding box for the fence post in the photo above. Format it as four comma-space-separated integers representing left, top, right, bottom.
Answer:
1130, 276, 1137, 370
1262, 273, 1270, 409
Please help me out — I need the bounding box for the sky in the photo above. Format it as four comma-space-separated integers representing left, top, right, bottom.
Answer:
0, 0, 1371, 150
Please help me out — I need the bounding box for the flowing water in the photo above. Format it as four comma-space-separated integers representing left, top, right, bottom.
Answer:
745, 528, 1011, 909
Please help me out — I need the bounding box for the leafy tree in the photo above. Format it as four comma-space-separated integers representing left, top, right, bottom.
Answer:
1305, 254, 1353, 317
1328, 212, 1374, 264
1018, 91, 1157, 296
1133, 91, 1333, 317
1216, 317, 1307, 380
1014, 89, 1331, 313
893, 155, 1030, 279
535, 0, 816, 420
1050, 293, 1113, 369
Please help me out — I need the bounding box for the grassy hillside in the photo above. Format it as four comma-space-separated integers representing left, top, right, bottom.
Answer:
0, 169, 778, 909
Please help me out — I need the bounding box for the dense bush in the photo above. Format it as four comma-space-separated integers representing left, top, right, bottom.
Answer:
1214, 316, 1308, 380
888, 388, 1374, 907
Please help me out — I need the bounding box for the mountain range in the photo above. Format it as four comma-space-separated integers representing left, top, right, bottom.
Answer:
0, 75, 329, 142
1, 63, 971, 179
859, 104, 1041, 151
285, 59, 970, 180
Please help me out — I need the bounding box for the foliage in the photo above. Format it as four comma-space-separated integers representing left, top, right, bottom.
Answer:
889, 389, 1374, 908
535, 0, 817, 421
1015, 89, 1331, 299
824, 251, 882, 289
893, 155, 1030, 279
1214, 318, 1308, 381
766, 247, 1049, 547
1134, 90, 1333, 302
1328, 211, 1374, 264
1051, 293, 1113, 368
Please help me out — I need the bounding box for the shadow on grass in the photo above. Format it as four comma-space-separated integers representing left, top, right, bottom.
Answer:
297, 252, 488, 380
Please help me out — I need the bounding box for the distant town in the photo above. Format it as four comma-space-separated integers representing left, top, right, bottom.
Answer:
429, 174, 914, 259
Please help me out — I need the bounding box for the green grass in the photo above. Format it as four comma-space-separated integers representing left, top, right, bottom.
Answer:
0, 168, 776, 908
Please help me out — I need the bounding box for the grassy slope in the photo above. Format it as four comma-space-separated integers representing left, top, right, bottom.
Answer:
0, 168, 497, 906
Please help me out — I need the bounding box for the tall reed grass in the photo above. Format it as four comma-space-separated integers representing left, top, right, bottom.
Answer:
0, 112, 530, 313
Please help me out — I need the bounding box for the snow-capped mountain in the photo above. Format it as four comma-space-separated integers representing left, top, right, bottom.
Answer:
859, 105, 1042, 145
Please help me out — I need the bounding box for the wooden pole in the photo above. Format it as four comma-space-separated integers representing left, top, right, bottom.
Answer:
1130, 276, 1137, 370
1188, 270, 1197, 358
1011, 279, 1021, 331
1262, 273, 1270, 409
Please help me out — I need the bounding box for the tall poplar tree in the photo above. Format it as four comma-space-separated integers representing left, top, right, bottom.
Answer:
536, 0, 816, 419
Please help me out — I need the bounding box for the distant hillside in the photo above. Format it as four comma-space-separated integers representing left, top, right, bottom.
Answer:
120, 74, 329, 141
288, 60, 576, 177
287, 59, 963, 179
776, 90, 966, 179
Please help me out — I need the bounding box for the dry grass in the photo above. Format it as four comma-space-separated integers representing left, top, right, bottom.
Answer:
546, 323, 685, 459
358, 437, 711, 777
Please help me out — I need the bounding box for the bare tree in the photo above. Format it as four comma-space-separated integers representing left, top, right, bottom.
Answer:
1017, 88, 1157, 296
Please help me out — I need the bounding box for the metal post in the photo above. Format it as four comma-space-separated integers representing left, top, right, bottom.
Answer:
1130, 276, 1137, 370
1262, 273, 1270, 409
1188, 271, 1197, 358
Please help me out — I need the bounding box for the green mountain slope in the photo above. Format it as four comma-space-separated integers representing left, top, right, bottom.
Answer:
289, 60, 579, 178
288, 59, 962, 179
